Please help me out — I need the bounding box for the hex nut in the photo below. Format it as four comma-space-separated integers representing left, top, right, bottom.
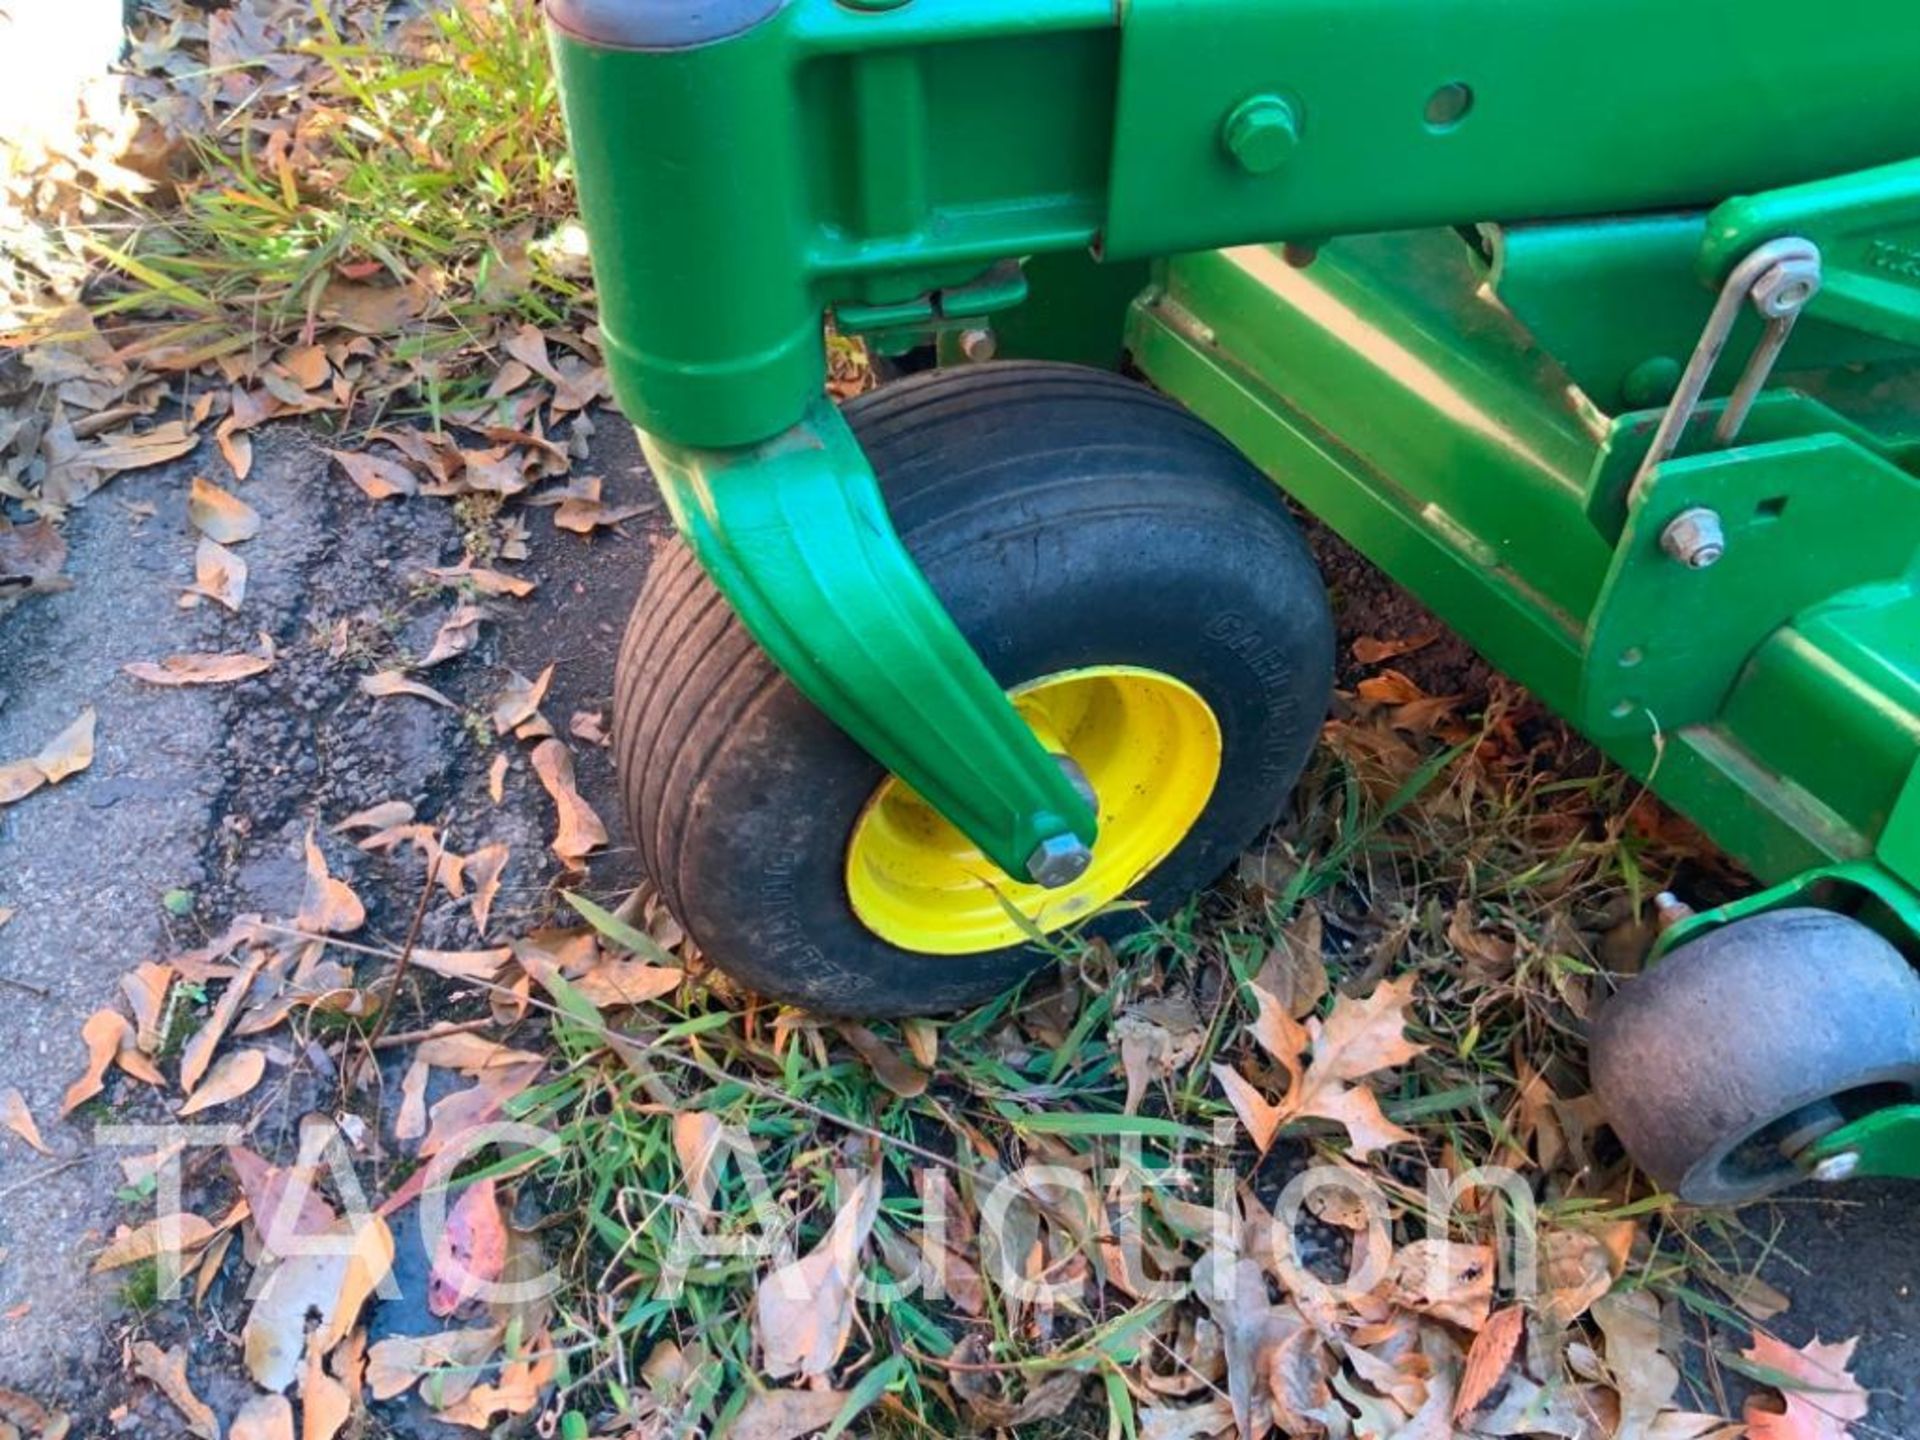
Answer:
1027, 833, 1093, 889
1659, 507, 1726, 569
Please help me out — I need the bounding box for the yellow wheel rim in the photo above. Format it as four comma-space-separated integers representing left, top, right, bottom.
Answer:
845, 666, 1223, 955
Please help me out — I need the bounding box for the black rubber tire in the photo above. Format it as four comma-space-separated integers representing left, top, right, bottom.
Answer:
1591, 908, 1920, 1205
612, 362, 1334, 1016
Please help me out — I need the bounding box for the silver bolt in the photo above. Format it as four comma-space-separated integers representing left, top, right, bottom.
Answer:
1810, 1151, 1860, 1184
1653, 891, 1696, 932
1660, 507, 1726, 569
1027, 833, 1093, 888
958, 327, 997, 363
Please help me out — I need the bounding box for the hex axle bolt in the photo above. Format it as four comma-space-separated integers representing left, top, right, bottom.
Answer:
1659, 507, 1726, 569
1027, 833, 1093, 888
958, 327, 997, 363
1810, 1151, 1861, 1183
1222, 95, 1298, 175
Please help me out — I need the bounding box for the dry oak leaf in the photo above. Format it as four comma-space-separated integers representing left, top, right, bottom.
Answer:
530, 739, 608, 864
755, 1168, 882, 1379
125, 649, 272, 686
360, 670, 456, 708
179, 1046, 267, 1115
243, 1213, 396, 1391
188, 474, 262, 542
130, 1341, 218, 1440
1218, 975, 1426, 1159
1742, 1333, 1867, 1440
0, 1088, 51, 1155
296, 831, 366, 935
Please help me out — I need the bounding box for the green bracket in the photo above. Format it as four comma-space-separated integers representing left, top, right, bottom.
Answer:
1578, 433, 1920, 737
1654, 858, 1920, 961
640, 396, 1097, 882
1706, 157, 1920, 348
1802, 1105, 1920, 1181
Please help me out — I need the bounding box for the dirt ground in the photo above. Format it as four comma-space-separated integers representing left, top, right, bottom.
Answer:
1, 405, 1916, 1431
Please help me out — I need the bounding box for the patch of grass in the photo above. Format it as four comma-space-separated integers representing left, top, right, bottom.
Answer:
91, 1, 580, 405
118, 1259, 162, 1315
490, 680, 1749, 1431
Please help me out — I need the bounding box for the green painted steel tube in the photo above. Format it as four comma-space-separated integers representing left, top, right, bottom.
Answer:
550, 0, 1920, 450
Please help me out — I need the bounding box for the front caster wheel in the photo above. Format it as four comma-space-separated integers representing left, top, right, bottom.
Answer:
1591, 908, 1920, 1205
612, 363, 1334, 1016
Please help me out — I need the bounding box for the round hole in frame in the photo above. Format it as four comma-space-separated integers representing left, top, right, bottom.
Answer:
1424, 81, 1474, 131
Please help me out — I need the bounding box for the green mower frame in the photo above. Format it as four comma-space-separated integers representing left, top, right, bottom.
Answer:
548, 0, 1920, 1194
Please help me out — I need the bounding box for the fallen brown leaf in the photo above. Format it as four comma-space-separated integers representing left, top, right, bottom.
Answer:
360, 670, 456, 708
296, 831, 366, 935
63, 1008, 133, 1114
187, 536, 247, 610
364, 1324, 503, 1404
1455, 1304, 1525, 1418
243, 1213, 395, 1390
179, 953, 263, 1093
230, 1392, 295, 1440
301, 1335, 352, 1440
125, 650, 272, 686
130, 1341, 218, 1440
188, 474, 261, 543
465, 841, 509, 935
0, 1088, 50, 1155
429, 1178, 507, 1317
756, 1168, 881, 1380
1352, 632, 1439, 665
92, 1212, 216, 1273
1742, 1332, 1866, 1440
731, 1388, 855, 1440
328, 447, 419, 501
530, 739, 607, 864
427, 561, 534, 598
179, 1047, 268, 1115
419, 603, 485, 668
121, 960, 174, 1054
1385, 1239, 1495, 1330
32, 707, 95, 785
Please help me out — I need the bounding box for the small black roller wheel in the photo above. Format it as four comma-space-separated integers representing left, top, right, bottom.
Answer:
1591, 907, 1920, 1204
613, 362, 1334, 1016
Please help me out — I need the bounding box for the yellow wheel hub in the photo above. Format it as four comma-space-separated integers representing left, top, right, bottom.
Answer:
845, 666, 1223, 955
